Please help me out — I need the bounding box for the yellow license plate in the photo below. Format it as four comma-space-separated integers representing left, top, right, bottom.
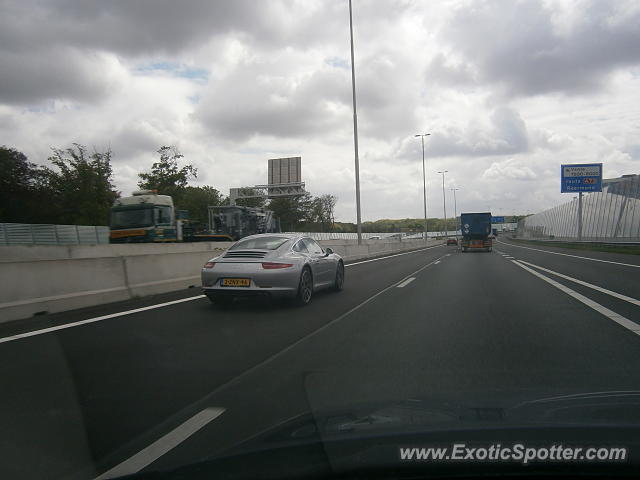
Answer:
221, 278, 250, 287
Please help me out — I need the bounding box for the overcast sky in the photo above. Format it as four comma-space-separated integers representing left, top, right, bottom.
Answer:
2, 0, 640, 221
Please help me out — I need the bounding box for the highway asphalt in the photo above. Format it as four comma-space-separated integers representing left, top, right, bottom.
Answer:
1, 239, 639, 479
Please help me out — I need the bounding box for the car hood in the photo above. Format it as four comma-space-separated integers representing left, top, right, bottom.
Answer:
127, 391, 640, 479
230, 391, 640, 444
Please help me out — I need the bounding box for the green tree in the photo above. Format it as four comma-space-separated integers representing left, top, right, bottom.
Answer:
137, 146, 197, 205
319, 194, 337, 231
0, 146, 43, 222
303, 194, 337, 232
179, 186, 226, 224
44, 144, 119, 225
268, 193, 312, 232
332, 222, 356, 233
305, 197, 325, 231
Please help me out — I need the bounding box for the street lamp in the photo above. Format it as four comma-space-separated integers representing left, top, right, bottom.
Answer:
348, 0, 362, 244
450, 187, 460, 235
415, 133, 430, 240
437, 170, 448, 237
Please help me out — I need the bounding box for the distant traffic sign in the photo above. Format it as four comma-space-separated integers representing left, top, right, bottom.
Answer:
561, 163, 602, 193
491, 216, 505, 223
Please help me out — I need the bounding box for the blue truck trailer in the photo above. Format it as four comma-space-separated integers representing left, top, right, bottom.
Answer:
460, 212, 493, 252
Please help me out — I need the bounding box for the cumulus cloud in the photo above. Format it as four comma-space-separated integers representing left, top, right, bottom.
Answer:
0, 1, 272, 58
425, 53, 479, 88
194, 58, 352, 141
1, 0, 639, 221
482, 158, 538, 181
623, 144, 640, 160
530, 128, 573, 151
0, 48, 126, 105
435, 0, 640, 97
393, 107, 529, 161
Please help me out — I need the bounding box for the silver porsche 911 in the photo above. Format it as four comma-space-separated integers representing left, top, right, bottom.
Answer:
201, 233, 344, 306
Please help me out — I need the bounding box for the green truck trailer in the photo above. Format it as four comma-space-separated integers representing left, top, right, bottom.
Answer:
109, 190, 279, 243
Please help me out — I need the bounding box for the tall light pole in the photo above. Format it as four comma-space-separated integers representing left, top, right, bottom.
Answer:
437, 170, 448, 237
348, 0, 362, 244
450, 187, 460, 235
415, 133, 430, 240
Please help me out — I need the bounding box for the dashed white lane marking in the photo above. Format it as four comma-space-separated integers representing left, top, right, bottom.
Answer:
396, 277, 416, 288
497, 240, 640, 268
94, 255, 445, 478
518, 260, 640, 307
177, 255, 447, 413
95, 407, 225, 479
0, 296, 207, 345
512, 260, 640, 337
345, 244, 444, 267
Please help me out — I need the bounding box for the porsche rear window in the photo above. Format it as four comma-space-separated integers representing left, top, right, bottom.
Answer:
230, 237, 290, 250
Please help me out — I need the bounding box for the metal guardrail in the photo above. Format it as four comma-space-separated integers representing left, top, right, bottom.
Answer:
285, 232, 456, 240
0, 223, 110, 245
517, 175, 640, 243
285, 232, 398, 240
513, 238, 640, 247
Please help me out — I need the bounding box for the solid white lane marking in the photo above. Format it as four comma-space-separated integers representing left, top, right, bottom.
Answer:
0, 295, 206, 345
345, 244, 443, 267
396, 277, 416, 288
518, 260, 640, 307
95, 407, 225, 479
511, 260, 640, 337
497, 239, 640, 268
0, 275, 202, 309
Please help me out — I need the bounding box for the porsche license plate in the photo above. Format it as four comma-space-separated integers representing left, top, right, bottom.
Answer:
221, 278, 250, 287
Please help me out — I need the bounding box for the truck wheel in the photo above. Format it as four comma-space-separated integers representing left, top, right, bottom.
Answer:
296, 267, 313, 306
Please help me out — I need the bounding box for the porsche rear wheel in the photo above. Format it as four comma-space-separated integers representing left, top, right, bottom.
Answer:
332, 262, 344, 291
296, 267, 313, 306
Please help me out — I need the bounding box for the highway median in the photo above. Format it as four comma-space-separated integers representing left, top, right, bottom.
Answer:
0, 238, 443, 323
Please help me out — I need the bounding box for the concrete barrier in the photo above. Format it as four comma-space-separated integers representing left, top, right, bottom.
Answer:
0, 243, 233, 323
0, 238, 442, 323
